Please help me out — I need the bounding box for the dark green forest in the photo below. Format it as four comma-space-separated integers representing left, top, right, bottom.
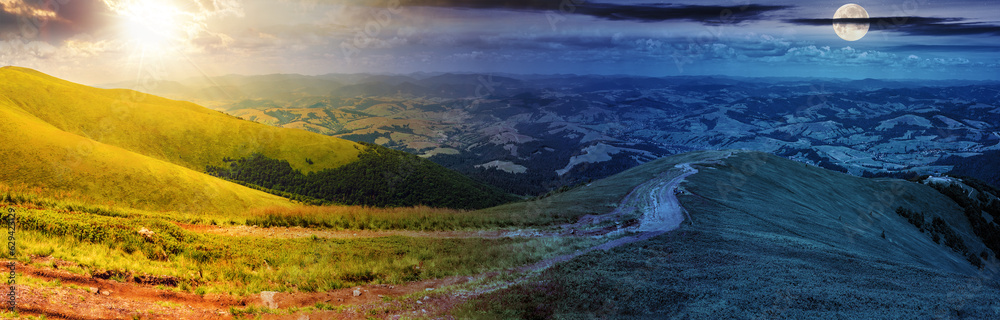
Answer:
939, 150, 1000, 188
206, 143, 517, 209
921, 176, 1000, 267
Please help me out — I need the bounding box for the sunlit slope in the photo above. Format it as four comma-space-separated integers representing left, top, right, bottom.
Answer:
0, 66, 359, 173
0, 98, 293, 213
0, 67, 513, 211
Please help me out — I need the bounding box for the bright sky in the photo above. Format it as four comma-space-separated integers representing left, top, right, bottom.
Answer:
1, 0, 998, 85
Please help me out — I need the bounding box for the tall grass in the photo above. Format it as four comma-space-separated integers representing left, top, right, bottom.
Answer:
3, 203, 596, 296
0, 184, 239, 225
245, 205, 517, 231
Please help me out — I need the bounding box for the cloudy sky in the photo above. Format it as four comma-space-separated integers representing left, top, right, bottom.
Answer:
1, 0, 998, 85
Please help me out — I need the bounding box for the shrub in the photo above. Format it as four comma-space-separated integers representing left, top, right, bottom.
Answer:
897, 207, 969, 256
894, 207, 926, 231
968, 253, 984, 269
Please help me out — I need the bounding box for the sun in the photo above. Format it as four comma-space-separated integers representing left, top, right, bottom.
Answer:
113, 0, 183, 50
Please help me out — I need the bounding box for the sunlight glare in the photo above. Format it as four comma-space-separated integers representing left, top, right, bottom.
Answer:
116, 0, 182, 50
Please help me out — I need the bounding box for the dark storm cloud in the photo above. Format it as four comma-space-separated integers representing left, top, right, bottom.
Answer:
577, 3, 792, 23
451, 34, 619, 51
403, 0, 791, 23
0, 10, 19, 31
786, 16, 1000, 36
0, 0, 111, 43
889, 44, 1000, 52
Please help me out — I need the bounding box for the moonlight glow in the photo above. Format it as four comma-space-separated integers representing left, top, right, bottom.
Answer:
833, 3, 870, 41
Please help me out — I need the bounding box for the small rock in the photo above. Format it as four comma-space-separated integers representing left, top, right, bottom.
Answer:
101, 291, 110, 296
260, 291, 278, 309
425, 288, 434, 291
422, 309, 427, 313
88, 287, 98, 294
352, 289, 362, 297
388, 285, 394, 289
138, 227, 155, 239
423, 296, 429, 300
416, 300, 423, 304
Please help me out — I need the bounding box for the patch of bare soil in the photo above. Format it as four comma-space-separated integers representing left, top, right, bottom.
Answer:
7, 257, 480, 319
10, 257, 241, 319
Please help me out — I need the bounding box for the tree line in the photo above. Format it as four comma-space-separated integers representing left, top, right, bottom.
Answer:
206, 143, 517, 209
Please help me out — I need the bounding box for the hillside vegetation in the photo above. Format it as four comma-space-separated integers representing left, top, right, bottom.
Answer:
458, 150, 1000, 318
0, 67, 513, 213
0, 66, 360, 173
206, 144, 517, 209
0, 195, 591, 297
0, 94, 294, 214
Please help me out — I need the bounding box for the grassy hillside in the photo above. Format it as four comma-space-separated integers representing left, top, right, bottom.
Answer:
471, 150, 739, 226
0, 67, 514, 212
0, 200, 594, 298
458, 150, 1000, 318
0, 94, 294, 214
0, 66, 360, 174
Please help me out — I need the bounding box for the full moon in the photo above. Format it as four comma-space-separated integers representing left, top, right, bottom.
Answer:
833, 3, 869, 41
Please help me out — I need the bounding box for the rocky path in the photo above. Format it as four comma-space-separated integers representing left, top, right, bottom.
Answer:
630, 163, 698, 232
516, 162, 702, 273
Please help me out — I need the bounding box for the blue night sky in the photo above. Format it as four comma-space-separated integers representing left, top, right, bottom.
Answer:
1, 0, 998, 84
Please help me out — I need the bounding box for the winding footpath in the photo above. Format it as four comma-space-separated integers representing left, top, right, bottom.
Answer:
519, 152, 733, 273
631, 163, 698, 232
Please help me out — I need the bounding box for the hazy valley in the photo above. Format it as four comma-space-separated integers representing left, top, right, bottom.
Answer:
114, 73, 1000, 196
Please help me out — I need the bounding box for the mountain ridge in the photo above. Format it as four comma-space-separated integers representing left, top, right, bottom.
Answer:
460, 149, 1000, 318
0, 67, 513, 212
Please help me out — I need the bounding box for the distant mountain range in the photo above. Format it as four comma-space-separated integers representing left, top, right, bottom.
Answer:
102, 73, 1000, 195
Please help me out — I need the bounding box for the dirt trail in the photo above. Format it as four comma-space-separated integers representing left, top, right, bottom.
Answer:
10, 258, 237, 319
515, 166, 692, 273
177, 224, 561, 239
518, 153, 733, 274
387, 155, 737, 319
631, 163, 698, 231
8, 256, 478, 319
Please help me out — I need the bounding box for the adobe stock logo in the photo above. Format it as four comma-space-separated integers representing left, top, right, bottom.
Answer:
4, 207, 15, 313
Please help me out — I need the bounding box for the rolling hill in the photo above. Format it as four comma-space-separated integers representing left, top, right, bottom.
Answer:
460, 150, 1000, 318
0, 66, 513, 213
